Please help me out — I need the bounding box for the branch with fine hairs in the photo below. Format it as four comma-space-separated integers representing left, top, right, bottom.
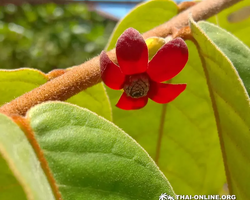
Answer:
0, 0, 241, 116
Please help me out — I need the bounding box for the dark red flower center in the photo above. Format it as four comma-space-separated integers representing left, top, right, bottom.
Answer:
123, 73, 150, 98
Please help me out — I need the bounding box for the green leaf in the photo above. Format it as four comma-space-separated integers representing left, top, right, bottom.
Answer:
197, 21, 250, 96
0, 157, 26, 200
27, 102, 176, 200
191, 19, 250, 199
0, 113, 55, 200
106, 40, 225, 195
105, 2, 226, 194
208, 0, 250, 47
104, 4, 250, 196
0, 68, 112, 120
67, 82, 112, 121
0, 69, 48, 105
105, 0, 178, 51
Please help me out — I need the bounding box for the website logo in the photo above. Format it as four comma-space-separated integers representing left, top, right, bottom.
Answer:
159, 193, 175, 200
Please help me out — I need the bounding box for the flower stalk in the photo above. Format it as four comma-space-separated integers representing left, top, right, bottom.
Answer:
0, 0, 241, 116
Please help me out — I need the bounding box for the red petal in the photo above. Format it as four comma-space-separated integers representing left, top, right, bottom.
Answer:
147, 38, 188, 82
116, 28, 148, 75
100, 51, 126, 90
116, 92, 148, 110
148, 81, 186, 104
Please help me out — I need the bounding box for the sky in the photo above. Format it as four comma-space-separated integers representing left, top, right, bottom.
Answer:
96, 3, 137, 19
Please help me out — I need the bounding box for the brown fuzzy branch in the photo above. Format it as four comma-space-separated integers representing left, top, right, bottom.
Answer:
0, 0, 241, 116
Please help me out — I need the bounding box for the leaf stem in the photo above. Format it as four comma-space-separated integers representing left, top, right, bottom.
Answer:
155, 104, 167, 164
0, 0, 241, 116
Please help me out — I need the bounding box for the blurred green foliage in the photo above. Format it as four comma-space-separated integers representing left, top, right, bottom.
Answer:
0, 3, 116, 72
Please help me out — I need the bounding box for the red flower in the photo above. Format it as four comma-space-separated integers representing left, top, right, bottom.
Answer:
100, 28, 188, 110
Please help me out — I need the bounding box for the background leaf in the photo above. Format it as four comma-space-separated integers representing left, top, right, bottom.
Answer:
0, 68, 112, 120
197, 21, 250, 95
191, 19, 250, 199
106, 0, 178, 51
104, 0, 225, 195
208, 0, 250, 47
0, 113, 55, 200
0, 3, 115, 72
26, 101, 176, 200
67, 82, 112, 121
104, 0, 250, 196
106, 40, 225, 195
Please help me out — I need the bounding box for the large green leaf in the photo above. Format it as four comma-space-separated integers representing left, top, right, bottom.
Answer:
197, 21, 250, 96
0, 113, 55, 200
0, 69, 112, 120
26, 102, 176, 200
106, 40, 225, 195
106, 0, 178, 51
208, 0, 250, 47
104, 0, 225, 195
104, 1, 250, 196
191, 19, 250, 199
